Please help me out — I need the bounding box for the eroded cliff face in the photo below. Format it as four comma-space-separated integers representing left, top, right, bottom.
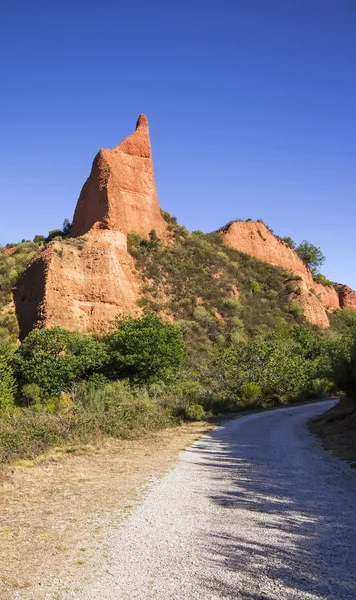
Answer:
15, 115, 163, 336
71, 114, 168, 240
337, 285, 356, 311
15, 232, 141, 337
220, 221, 342, 328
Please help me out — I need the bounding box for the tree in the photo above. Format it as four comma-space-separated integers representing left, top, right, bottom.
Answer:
326, 329, 356, 397
33, 234, 46, 244
213, 333, 317, 403
105, 314, 185, 383
45, 229, 63, 243
16, 327, 108, 396
62, 218, 72, 236
296, 241, 325, 271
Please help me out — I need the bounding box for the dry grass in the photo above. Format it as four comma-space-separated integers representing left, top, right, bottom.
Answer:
0, 421, 214, 600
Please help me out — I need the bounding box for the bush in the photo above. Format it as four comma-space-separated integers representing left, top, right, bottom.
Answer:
0, 380, 178, 464
279, 236, 296, 249
16, 327, 108, 396
20, 383, 44, 406
74, 380, 174, 438
185, 404, 206, 421
211, 331, 318, 405
313, 273, 333, 286
0, 343, 17, 412
309, 378, 334, 398
241, 382, 262, 406
105, 314, 185, 384
0, 240, 43, 340
0, 410, 75, 463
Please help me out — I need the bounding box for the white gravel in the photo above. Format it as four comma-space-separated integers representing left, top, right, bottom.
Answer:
64, 400, 356, 600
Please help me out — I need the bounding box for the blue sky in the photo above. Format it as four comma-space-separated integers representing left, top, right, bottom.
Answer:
1, 0, 355, 287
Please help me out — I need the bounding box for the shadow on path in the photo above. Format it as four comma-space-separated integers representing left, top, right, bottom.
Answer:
187, 407, 356, 599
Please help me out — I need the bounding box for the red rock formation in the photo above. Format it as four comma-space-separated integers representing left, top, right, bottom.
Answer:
220, 221, 341, 328
15, 115, 165, 336
337, 285, 356, 311
15, 232, 141, 337
71, 114, 168, 240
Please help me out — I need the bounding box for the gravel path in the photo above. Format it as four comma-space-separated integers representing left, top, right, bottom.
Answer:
65, 400, 356, 600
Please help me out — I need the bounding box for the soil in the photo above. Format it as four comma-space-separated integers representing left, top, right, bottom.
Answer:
309, 399, 356, 464
0, 422, 214, 600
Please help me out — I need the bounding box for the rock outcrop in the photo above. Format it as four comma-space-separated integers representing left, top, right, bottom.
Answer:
14, 115, 356, 337
15, 115, 165, 336
220, 221, 343, 328
71, 114, 168, 240
15, 232, 141, 337
337, 285, 356, 311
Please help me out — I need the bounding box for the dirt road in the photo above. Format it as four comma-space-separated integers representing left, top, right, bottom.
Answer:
60, 400, 356, 600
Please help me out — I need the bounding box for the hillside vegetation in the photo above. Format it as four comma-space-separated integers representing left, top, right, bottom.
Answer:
0, 218, 355, 464
0, 240, 43, 340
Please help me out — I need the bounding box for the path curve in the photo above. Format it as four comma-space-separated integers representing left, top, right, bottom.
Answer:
66, 400, 356, 600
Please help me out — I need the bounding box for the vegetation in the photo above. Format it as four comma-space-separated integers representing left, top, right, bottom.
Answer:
312, 273, 333, 286
0, 219, 73, 341
15, 327, 108, 397
0, 239, 43, 341
0, 342, 17, 411
296, 240, 325, 270
105, 314, 185, 384
0, 216, 355, 464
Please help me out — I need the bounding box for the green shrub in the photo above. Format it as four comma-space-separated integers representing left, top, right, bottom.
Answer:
313, 273, 333, 286
0, 343, 16, 412
250, 280, 262, 293
309, 378, 334, 398
20, 383, 44, 405
0, 240, 43, 340
185, 404, 206, 421
241, 382, 262, 405
279, 236, 296, 249
211, 331, 318, 405
16, 327, 108, 396
105, 314, 185, 384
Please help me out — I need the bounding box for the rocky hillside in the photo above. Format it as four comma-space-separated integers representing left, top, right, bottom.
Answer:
9, 114, 356, 338
220, 220, 356, 327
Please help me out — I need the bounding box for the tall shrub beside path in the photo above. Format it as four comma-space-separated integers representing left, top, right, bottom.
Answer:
105, 314, 185, 384
15, 327, 108, 396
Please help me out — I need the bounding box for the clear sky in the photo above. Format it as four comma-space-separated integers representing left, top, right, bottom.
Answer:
1, 0, 355, 287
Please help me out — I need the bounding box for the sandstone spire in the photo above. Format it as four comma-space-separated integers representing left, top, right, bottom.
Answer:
15, 115, 169, 337
71, 114, 167, 239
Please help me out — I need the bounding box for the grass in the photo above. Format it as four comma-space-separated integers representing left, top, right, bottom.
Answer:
127, 224, 305, 367
0, 398, 175, 465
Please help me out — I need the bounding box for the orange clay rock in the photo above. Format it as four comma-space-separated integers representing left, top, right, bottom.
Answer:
220, 221, 341, 328
14, 231, 141, 337
14, 115, 168, 336
71, 114, 168, 240
337, 285, 356, 311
